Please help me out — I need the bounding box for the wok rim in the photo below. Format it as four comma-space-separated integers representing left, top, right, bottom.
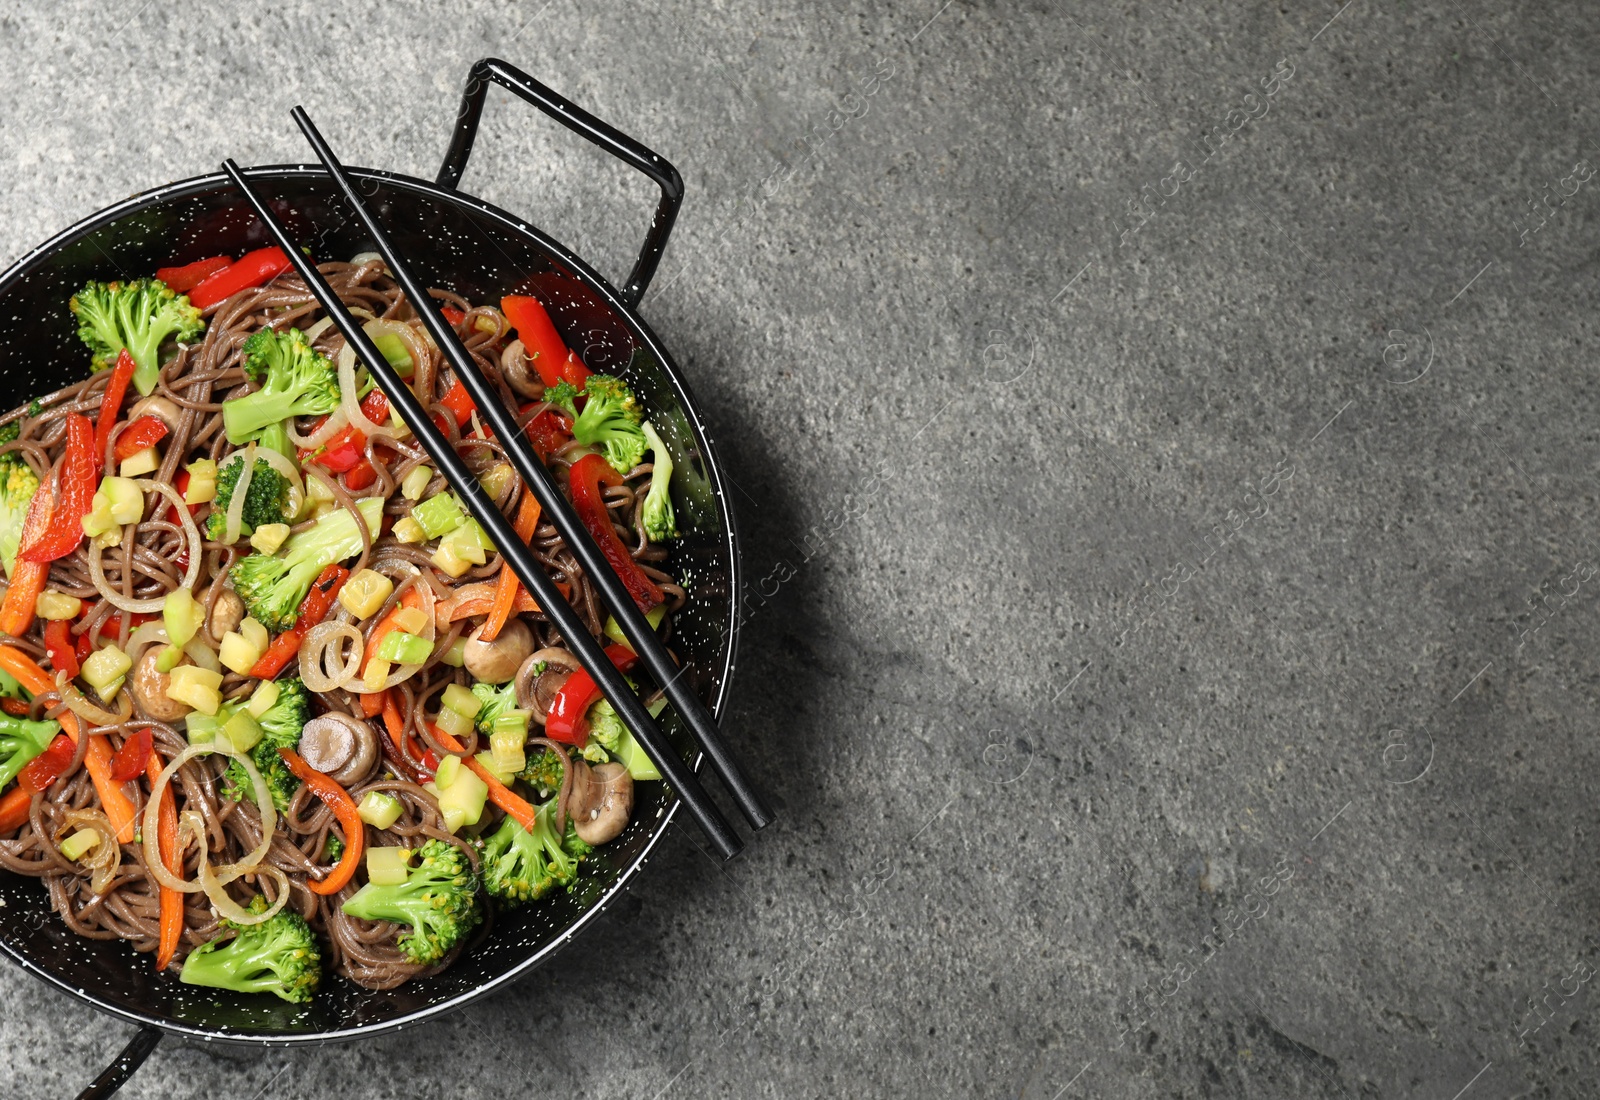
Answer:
0, 163, 742, 1046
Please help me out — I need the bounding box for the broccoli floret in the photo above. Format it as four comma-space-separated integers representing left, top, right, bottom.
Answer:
222, 678, 311, 813
231, 497, 382, 632
178, 895, 323, 1003
324, 834, 344, 862
518, 744, 567, 798
341, 838, 482, 965
0, 453, 41, 578
253, 420, 298, 467
639, 420, 678, 542
469, 680, 524, 736
222, 327, 340, 444
0, 422, 18, 446
478, 799, 593, 906
70, 278, 205, 396
547, 374, 647, 474
205, 455, 292, 541
0, 711, 59, 790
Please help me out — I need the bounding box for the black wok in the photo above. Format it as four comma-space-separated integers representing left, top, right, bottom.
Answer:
0, 58, 741, 1097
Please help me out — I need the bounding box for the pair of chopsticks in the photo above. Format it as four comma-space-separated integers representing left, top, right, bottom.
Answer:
219, 108, 771, 860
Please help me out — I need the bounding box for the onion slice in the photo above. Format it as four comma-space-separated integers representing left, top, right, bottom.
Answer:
288, 408, 347, 450
58, 808, 120, 895
143, 742, 278, 899
57, 671, 132, 726
298, 622, 364, 692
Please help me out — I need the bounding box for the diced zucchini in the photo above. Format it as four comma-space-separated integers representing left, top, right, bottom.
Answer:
222, 709, 263, 752
59, 829, 101, 861
168, 665, 224, 715
119, 446, 161, 478
246, 678, 280, 718
35, 591, 82, 621
440, 638, 466, 668
603, 603, 668, 650
490, 709, 529, 739
366, 845, 410, 885
81, 646, 131, 692
440, 683, 481, 719
154, 645, 183, 673
218, 631, 262, 675
184, 459, 218, 505
477, 462, 515, 500
430, 542, 473, 578
433, 705, 474, 740
473, 750, 516, 785
163, 588, 204, 648
434, 754, 463, 790
249, 523, 291, 554
436, 766, 488, 831
393, 516, 427, 544
489, 727, 526, 773
357, 791, 404, 830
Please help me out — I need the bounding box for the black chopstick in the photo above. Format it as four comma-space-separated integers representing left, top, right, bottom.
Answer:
287, 107, 773, 833
220, 158, 745, 860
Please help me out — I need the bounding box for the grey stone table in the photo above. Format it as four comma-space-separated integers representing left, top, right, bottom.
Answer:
2, 2, 1597, 1097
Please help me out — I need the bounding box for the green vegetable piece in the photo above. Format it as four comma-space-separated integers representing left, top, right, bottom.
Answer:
179, 895, 323, 1003
70, 278, 206, 396
222, 327, 339, 443
410, 493, 465, 539
230, 497, 382, 632
478, 799, 593, 906
340, 839, 482, 965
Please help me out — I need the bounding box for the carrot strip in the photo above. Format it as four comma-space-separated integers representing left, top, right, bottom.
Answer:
0, 786, 30, 833
481, 493, 542, 643
0, 644, 136, 842
278, 748, 365, 896
146, 752, 182, 971
358, 689, 385, 719
0, 557, 49, 638
429, 722, 538, 833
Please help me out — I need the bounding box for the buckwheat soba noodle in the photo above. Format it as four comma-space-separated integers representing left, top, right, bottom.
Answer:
0, 251, 684, 999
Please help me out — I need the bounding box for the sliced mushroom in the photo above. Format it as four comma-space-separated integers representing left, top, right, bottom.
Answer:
126, 646, 191, 722
462, 619, 533, 684
501, 339, 544, 399
297, 714, 379, 786
129, 396, 183, 431
207, 589, 245, 643
568, 760, 633, 845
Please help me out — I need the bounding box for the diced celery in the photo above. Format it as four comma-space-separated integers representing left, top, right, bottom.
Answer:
490, 710, 529, 739
184, 711, 221, 745
35, 591, 82, 620
411, 493, 465, 539
474, 751, 516, 785
373, 631, 431, 665
246, 678, 280, 718
400, 464, 432, 501
438, 528, 486, 567
184, 459, 218, 505
433, 705, 474, 740
59, 830, 101, 861
339, 568, 394, 619
222, 710, 263, 752
477, 463, 515, 500
218, 631, 261, 675
440, 804, 469, 834
392, 517, 427, 544
366, 844, 410, 885
603, 603, 668, 651
163, 589, 204, 648
489, 727, 526, 774
358, 791, 404, 830
440, 638, 466, 668
434, 753, 463, 791
440, 683, 481, 718
81, 646, 131, 692
249, 523, 290, 554
154, 645, 183, 674
119, 447, 160, 478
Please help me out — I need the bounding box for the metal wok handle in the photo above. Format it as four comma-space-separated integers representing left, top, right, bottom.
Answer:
436, 57, 684, 308
75, 1026, 162, 1099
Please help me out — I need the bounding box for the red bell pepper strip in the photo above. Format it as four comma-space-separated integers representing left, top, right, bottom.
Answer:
0, 644, 135, 842
188, 246, 293, 311
42, 619, 79, 679
544, 643, 639, 745
146, 750, 183, 971
93, 349, 137, 472
18, 733, 74, 793
112, 415, 169, 462
20, 414, 96, 563
303, 389, 387, 473
438, 380, 476, 428
440, 306, 466, 327
568, 453, 664, 612
523, 408, 573, 461
342, 457, 378, 491
0, 698, 27, 717
501, 294, 591, 389
278, 748, 365, 896
108, 727, 153, 783
0, 787, 30, 833
155, 255, 232, 292
248, 564, 348, 679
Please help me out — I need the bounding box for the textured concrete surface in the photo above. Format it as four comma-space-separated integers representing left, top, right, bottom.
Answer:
3, 1, 1600, 1097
